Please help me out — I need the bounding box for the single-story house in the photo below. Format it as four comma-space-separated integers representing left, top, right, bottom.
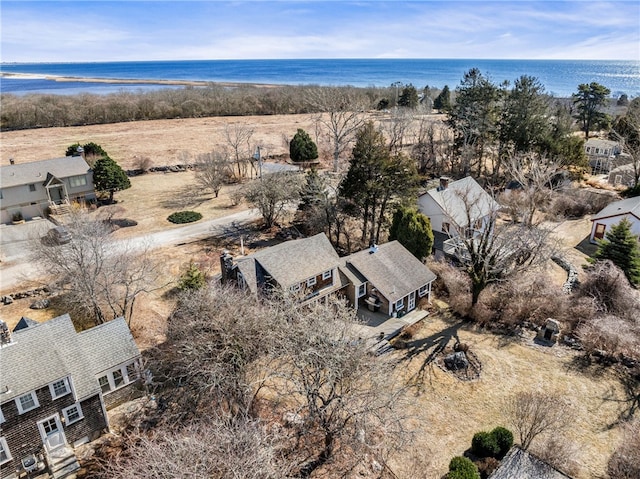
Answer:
590, 196, 640, 243
0, 314, 142, 479
488, 446, 574, 479
340, 242, 437, 317
418, 176, 499, 253
221, 233, 437, 317
0, 156, 96, 224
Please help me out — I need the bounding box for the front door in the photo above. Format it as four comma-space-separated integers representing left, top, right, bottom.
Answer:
408, 291, 416, 311
37, 414, 66, 452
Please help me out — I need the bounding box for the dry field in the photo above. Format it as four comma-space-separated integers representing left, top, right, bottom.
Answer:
388, 313, 627, 479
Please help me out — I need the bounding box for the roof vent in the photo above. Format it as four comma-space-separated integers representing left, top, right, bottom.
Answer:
9, 158, 15, 165
369, 244, 378, 254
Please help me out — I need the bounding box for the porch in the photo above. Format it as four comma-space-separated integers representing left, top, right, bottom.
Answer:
356, 307, 429, 341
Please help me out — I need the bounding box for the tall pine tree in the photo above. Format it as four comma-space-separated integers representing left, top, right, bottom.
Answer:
92, 156, 131, 203
594, 218, 640, 286
389, 206, 434, 260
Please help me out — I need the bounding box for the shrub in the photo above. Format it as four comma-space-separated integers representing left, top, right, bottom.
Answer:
475, 457, 499, 479
471, 431, 500, 458
167, 211, 203, 224
491, 426, 514, 458
178, 261, 206, 290
621, 183, 640, 198
448, 456, 480, 479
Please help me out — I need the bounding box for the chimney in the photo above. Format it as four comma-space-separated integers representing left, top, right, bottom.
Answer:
220, 250, 234, 285
0, 320, 11, 346
437, 176, 450, 191
9, 158, 15, 165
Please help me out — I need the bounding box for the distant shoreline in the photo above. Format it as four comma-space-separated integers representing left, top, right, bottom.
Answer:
0, 72, 281, 89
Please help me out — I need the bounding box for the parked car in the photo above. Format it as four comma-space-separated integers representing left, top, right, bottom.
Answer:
48, 226, 72, 244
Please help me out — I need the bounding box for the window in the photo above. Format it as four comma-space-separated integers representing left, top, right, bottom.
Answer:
28, 184, 36, 192
0, 437, 11, 465
307, 277, 317, 287
126, 363, 139, 381
290, 283, 301, 293
322, 270, 332, 280
16, 392, 39, 414
49, 378, 71, 400
357, 283, 367, 298
594, 223, 606, 240
69, 175, 87, 187
395, 299, 404, 311
99, 375, 111, 394
418, 284, 429, 297
62, 403, 84, 425
113, 370, 124, 388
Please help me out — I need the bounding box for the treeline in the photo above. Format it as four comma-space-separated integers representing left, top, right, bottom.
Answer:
0, 84, 392, 130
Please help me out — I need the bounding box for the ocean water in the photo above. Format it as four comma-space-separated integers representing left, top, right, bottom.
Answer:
1, 59, 638, 98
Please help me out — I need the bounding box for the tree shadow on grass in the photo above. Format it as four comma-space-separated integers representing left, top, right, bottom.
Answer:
600, 369, 640, 429
160, 185, 214, 210
397, 315, 465, 392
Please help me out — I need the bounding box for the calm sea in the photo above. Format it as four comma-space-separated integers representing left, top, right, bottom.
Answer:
1, 59, 638, 98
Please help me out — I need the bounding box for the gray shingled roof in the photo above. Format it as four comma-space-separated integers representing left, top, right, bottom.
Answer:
1, 157, 92, 188
0, 314, 139, 404
591, 196, 640, 221
235, 257, 258, 294
248, 233, 340, 288
342, 241, 436, 304
423, 176, 499, 228
489, 446, 573, 479
78, 318, 141, 377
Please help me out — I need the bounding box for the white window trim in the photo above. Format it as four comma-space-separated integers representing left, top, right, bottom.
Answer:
418, 284, 428, 297
69, 175, 87, 187
62, 403, 84, 426
0, 436, 11, 465
307, 277, 317, 287
290, 283, 301, 293
49, 377, 71, 400
0, 406, 4, 423
98, 361, 140, 395
15, 391, 39, 414
357, 283, 367, 298
322, 270, 332, 280
395, 298, 405, 311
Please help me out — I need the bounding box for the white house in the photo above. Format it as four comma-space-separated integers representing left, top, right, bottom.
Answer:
418, 176, 499, 252
585, 138, 630, 174
590, 196, 640, 243
0, 157, 96, 224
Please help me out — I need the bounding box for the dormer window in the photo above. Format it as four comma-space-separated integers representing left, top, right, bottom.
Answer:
307, 277, 317, 287
28, 184, 36, 192
322, 270, 332, 280
49, 377, 71, 400
16, 391, 39, 414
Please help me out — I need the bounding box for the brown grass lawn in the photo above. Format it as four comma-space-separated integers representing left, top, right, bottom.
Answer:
388, 313, 626, 479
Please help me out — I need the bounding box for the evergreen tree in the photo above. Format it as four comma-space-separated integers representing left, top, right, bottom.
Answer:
398, 84, 419, 108
594, 218, 640, 286
92, 156, 131, 203
298, 167, 326, 210
289, 128, 318, 163
389, 206, 434, 260
573, 82, 611, 139
178, 260, 206, 290
433, 85, 451, 111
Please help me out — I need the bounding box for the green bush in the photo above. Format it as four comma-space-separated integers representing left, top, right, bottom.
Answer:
448, 456, 480, 479
622, 183, 640, 198
491, 426, 513, 459
167, 211, 203, 224
471, 431, 500, 458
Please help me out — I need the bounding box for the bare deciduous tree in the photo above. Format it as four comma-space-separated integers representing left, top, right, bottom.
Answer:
243, 172, 302, 228
507, 391, 571, 450
194, 150, 233, 197
381, 108, 415, 154
607, 418, 640, 479
32, 211, 163, 326
224, 122, 255, 179
308, 87, 366, 172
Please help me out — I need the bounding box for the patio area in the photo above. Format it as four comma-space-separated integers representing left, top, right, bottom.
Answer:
356, 307, 429, 341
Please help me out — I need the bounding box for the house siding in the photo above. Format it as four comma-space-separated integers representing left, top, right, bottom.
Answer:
103, 380, 143, 410
590, 214, 640, 244
0, 387, 106, 479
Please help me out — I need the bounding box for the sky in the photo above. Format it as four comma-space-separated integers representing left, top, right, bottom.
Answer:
1, 1, 639, 63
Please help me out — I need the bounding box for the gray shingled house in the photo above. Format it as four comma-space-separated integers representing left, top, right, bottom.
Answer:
340, 241, 436, 316
0, 157, 96, 224
221, 233, 344, 302
0, 314, 142, 479
489, 446, 574, 479
221, 233, 437, 316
